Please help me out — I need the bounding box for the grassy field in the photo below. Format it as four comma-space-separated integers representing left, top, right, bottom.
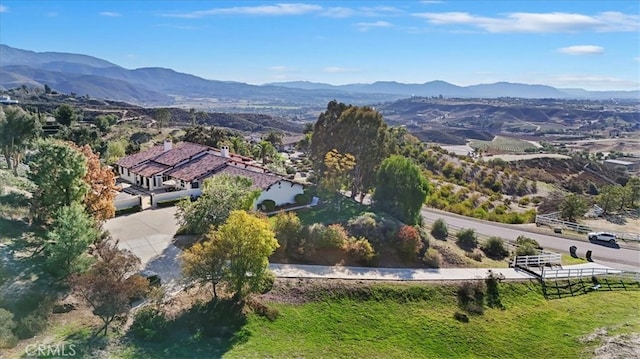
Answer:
296, 198, 371, 226
101, 281, 640, 359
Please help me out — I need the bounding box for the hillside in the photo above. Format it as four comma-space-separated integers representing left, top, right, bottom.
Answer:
2, 45, 638, 109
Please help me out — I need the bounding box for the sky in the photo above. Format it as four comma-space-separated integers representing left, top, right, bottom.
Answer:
0, 0, 639, 91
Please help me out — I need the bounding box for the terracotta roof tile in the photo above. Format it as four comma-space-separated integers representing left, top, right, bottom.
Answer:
153, 142, 209, 166
116, 145, 164, 168
167, 154, 229, 182
131, 162, 170, 177
213, 166, 282, 190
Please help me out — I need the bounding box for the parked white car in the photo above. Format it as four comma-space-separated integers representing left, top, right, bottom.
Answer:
587, 232, 617, 244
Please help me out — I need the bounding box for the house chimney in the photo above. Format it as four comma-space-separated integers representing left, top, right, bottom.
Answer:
163, 140, 172, 152
221, 146, 230, 158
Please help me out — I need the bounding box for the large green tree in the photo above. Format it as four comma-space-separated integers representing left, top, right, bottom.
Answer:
183, 125, 229, 147
175, 174, 260, 234
320, 149, 356, 210
28, 139, 89, 221
54, 103, 79, 126
622, 177, 640, 208
310, 101, 391, 201
45, 203, 99, 278
0, 106, 41, 174
373, 155, 430, 225
559, 193, 588, 221
215, 210, 278, 299
597, 185, 623, 214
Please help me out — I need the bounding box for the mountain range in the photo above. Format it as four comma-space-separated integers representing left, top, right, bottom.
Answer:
1, 44, 638, 106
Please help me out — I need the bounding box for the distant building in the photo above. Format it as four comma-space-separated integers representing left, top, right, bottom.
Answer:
0, 95, 19, 104
604, 159, 640, 172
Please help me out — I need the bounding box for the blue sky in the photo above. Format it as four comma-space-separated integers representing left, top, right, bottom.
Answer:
1, 1, 638, 90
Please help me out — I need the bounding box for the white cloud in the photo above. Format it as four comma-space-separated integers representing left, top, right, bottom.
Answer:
413, 11, 639, 33
359, 6, 403, 17
161, 3, 322, 18
268, 66, 296, 73
0, 5, 7, 13
355, 21, 393, 32
322, 7, 354, 18
323, 67, 360, 73
100, 11, 122, 17
557, 45, 604, 55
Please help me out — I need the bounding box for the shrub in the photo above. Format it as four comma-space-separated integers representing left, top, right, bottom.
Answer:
347, 213, 398, 246
14, 312, 48, 339
457, 281, 485, 315
258, 271, 275, 294
130, 307, 168, 341
465, 250, 483, 262
396, 225, 423, 261
453, 311, 469, 323
273, 211, 302, 254
260, 199, 276, 212
0, 308, 17, 349
430, 219, 449, 240
294, 193, 311, 205
322, 224, 349, 249
515, 235, 541, 256
422, 248, 441, 268
485, 270, 505, 309
347, 237, 376, 266
456, 228, 478, 251
482, 237, 509, 259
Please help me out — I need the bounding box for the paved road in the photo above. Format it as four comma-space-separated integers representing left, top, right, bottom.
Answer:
422, 208, 640, 271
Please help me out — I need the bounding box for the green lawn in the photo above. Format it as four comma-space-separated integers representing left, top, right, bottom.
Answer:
224, 283, 639, 359
111, 282, 640, 359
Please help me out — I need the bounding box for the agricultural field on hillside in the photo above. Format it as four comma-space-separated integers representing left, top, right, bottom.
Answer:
470, 136, 537, 154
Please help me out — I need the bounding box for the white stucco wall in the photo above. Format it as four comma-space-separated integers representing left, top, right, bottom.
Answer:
254, 181, 304, 209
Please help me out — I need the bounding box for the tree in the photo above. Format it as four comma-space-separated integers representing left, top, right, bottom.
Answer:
105, 140, 126, 165
264, 131, 283, 147
155, 108, 171, 128
44, 203, 99, 278
183, 125, 228, 147
54, 104, 78, 126
175, 174, 261, 234
0, 106, 41, 174
430, 218, 449, 240
216, 210, 279, 299
310, 101, 391, 200
623, 177, 640, 208
181, 234, 228, 299
71, 241, 149, 335
95, 114, 118, 132
372, 155, 430, 225
253, 140, 276, 164
272, 211, 303, 255
75, 144, 117, 221
558, 193, 588, 221
229, 135, 248, 156
28, 139, 89, 221
320, 149, 356, 211
597, 185, 623, 214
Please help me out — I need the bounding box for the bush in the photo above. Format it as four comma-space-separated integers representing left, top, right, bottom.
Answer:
422, 248, 441, 268
456, 228, 478, 251
14, 312, 48, 339
457, 281, 485, 315
347, 237, 376, 266
515, 235, 541, 256
482, 237, 509, 259
453, 311, 469, 323
130, 307, 168, 341
322, 224, 349, 249
273, 211, 302, 254
465, 250, 483, 262
258, 271, 275, 294
260, 199, 276, 212
294, 193, 311, 205
0, 308, 17, 349
396, 225, 423, 261
430, 219, 449, 240
347, 213, 399, 246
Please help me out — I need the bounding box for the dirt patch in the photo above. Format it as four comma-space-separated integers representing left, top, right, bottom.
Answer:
594, 333, 640, 359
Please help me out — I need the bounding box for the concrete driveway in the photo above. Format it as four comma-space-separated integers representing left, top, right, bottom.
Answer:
104, 207, 184, 295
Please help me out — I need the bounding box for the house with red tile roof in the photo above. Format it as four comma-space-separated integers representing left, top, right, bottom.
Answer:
115, 140, 304, 208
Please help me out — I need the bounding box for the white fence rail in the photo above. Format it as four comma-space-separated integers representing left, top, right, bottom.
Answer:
150, 189, 202, 207
540, 267, 628, 280
114, 196, 141, 210
514, 253, 562, 268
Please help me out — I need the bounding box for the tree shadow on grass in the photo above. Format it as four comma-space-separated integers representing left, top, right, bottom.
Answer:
0, 217, 29, 240
0, 191, 31, 208
122, 298, 250, 359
